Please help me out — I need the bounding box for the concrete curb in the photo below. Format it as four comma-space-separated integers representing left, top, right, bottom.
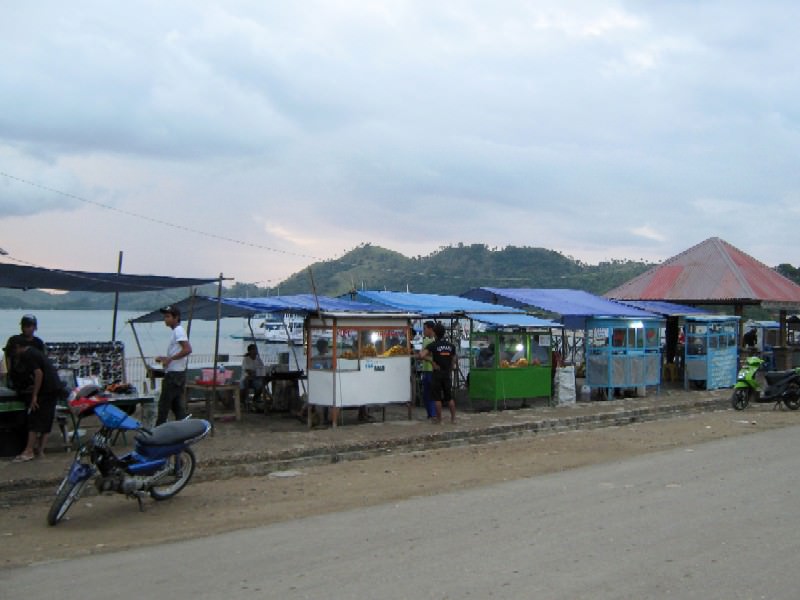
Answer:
0, 395, 731, 505
194, 396, 732, 481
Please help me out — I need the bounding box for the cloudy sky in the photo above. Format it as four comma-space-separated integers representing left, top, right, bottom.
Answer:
1, 1, 798, 288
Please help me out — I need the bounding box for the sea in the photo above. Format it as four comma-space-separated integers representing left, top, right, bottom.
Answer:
0, 309, 305, 387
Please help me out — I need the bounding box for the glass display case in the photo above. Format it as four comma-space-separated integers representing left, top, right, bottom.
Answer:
307, 316, 414, 412
468, 328, 553, 409
584, 317, 664, 399
683, 316, 739, 390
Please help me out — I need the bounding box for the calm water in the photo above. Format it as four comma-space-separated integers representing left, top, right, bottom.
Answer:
0, 309, 279, 361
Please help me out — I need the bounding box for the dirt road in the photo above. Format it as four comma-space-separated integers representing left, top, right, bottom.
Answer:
2, 407, 796, 569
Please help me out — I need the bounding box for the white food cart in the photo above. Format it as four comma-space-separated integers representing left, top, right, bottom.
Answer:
306, 313, 415, 426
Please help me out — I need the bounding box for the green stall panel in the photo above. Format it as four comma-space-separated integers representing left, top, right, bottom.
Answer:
469, 365, 551, 410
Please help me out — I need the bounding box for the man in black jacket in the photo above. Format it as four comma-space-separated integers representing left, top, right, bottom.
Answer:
6, 335, 62, 462
420, 322, 458, 424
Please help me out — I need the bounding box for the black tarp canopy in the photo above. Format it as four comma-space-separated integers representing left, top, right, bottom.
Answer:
129, 296, 255, 323
0, 262, 217, 292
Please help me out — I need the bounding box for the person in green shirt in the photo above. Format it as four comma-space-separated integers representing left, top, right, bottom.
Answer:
419, 320, 436, 419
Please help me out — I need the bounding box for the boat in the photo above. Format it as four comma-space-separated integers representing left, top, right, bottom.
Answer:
260, 315, 305, 344
231, 314, 306, 344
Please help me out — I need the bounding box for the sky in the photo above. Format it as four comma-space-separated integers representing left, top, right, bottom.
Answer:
1, 1, 799, 289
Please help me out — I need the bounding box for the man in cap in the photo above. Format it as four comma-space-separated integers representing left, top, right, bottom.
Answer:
4, 314, 45, 392
154, 305, 192, 425
6, 335, 62, 461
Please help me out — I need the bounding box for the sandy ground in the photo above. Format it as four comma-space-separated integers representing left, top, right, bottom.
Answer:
1, 407, 796, 569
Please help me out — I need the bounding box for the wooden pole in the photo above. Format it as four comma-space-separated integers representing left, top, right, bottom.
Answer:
111, 251, 123, 342
209, 274, 224, 430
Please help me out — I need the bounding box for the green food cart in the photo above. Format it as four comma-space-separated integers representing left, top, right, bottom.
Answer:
467, 313, 562, 410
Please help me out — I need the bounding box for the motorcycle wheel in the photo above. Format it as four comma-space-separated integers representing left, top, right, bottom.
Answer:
149, 448, 196, 500
783, 383, 800, 411
731, 388, 750, 411
47, 478, 88, 526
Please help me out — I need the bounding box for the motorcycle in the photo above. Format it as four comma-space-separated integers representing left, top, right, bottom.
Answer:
47, 389, 211, 526
731, 356, 800, 411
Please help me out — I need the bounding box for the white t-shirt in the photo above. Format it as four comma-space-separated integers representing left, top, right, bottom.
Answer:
165, 324, 190, 372
242, 354, 266, 377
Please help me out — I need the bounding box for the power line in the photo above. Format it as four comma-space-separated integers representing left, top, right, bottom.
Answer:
0, 170, 325, 262
1, 170, 557, 286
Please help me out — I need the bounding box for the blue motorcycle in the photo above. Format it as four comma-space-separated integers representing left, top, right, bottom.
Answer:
48, 391, 211, 526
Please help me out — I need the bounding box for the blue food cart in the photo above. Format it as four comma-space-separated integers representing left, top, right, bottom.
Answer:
683, 315, 739, 390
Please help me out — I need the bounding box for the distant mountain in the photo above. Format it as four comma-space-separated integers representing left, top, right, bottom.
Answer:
276, 243, 655, 297
5, 244, 795, 310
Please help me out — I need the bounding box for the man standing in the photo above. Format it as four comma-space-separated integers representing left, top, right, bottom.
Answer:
418, 320, 436, 419
155, 305, 192, 425
7, 336, 62, 462
5, 314, 46, 392
421, 322, 458, 424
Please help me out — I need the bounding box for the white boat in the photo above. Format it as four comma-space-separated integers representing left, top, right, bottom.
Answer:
231, 314, 305, 344
260, 315, 305, 344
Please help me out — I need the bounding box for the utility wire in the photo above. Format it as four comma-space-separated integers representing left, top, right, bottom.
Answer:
1, 170, 548, 285
0, 171, 324, 262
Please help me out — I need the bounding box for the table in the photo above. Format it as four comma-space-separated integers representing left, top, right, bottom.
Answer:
264, 370, 306, 413
184, 382, 241, 428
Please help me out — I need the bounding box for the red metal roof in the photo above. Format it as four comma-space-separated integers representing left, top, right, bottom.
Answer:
606, 237, 800, 308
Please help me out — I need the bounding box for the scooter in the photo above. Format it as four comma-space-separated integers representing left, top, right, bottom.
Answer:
731, 356, 800, 411
47, 389, 211, 526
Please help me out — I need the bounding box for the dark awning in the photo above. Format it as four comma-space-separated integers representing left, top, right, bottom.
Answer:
0, 262, 218, 293
128, 296, 256, 323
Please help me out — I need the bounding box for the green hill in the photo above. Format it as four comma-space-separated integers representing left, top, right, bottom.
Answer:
276, 243, 653, 297
5, 243, 796, 309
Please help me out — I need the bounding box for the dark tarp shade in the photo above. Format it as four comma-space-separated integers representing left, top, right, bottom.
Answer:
0, 263, 218, 293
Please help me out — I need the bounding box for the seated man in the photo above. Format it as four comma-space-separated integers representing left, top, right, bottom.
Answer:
476, 343, 495, 368
240, 344, 266, 410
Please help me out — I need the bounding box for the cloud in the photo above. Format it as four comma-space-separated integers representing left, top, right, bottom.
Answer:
629, 226, 667, 243
1, 1, 799, 284
261, 222, 317, 248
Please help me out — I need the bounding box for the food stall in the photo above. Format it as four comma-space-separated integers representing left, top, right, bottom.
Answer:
467, 313, 562, 410
585, 316, 665, 399
742, 320, 780, 369
683, 315, 740, 390
306, 313, 416, 424
347, 291, 564, 410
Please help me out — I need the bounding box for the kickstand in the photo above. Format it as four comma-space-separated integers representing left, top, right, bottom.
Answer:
134, 491, 147, 512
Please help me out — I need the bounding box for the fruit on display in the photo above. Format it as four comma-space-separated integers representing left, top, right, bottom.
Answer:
500, 359, 511, 368
382, 345, 409, 357
360, 344, 377, 357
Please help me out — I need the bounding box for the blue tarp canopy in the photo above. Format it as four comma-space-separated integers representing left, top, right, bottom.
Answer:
612, 300, 709, 317
350, 291, 561, 328
468, 313, 562, 329
130, 294, 409, 324
462, 288, 660, 329
223, 294, 399, 315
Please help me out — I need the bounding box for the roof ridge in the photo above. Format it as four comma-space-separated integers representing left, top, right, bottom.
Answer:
713, 238, 756, 298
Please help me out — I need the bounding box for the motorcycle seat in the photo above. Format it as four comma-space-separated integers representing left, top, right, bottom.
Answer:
765, 370, 798, 385
135, 419, 209, 447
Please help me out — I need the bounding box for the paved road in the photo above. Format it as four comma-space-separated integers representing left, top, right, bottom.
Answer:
3, 425, 799, 599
